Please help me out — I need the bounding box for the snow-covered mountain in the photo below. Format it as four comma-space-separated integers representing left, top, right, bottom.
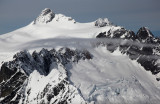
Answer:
1, 8, 160, 104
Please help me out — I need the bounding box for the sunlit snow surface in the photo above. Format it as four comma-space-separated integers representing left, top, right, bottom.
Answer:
70, 47, 160, 103
0, 13, 160, 103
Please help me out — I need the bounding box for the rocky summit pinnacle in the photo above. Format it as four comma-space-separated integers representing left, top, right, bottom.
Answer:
95, 18, 112, 27
136, 27, 154, 42
34, 8, 55, 24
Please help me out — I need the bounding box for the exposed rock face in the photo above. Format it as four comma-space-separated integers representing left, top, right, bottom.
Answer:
136, 27, 154, 43
95, 18, 112, 27
96, 32, 107, 38
34, 8, 55, 24
96, 27, 135, 39
96, 27, 160, 75
0, 48, 92, 103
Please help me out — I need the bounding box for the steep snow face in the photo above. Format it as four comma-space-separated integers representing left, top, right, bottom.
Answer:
18, 66, 85, 104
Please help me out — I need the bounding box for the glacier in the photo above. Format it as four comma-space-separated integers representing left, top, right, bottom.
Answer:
0, 8, 160, 104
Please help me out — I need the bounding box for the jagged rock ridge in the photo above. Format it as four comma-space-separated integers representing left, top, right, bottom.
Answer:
96, 27, 160, 75
34, 8, 55, 24
0, 48, 92, 103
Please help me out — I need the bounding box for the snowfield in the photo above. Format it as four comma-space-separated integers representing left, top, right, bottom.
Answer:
70, 46, 160, 103
1, 8, 160, 104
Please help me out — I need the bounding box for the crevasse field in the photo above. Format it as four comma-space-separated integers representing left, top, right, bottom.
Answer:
0, 9, 160, 104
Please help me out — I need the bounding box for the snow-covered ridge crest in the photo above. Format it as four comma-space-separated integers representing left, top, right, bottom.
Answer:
33, 8, 76, 25
33, 8, 55, 24
33, 8, 112, 26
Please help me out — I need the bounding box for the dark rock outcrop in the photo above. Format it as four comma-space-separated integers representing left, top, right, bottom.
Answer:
34, 8, 55, 24
136, 27, 154, 43
0, 47, 92, 103
96, 27, 135, 40
96, 27, 160, 76
96, 32, 107, 38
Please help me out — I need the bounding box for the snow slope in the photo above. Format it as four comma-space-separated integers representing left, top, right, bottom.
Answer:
69, 46, 160, 103
0, 8, 121, 66
1, 8, 160, 104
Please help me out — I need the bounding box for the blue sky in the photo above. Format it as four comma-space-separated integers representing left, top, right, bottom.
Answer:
0, 0, 160, 36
